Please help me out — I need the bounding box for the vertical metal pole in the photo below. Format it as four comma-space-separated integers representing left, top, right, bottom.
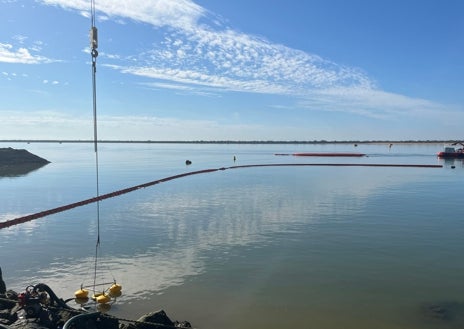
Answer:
90, 0, 100, 294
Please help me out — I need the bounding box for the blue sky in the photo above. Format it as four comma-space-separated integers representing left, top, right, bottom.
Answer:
1, 0, 463, 141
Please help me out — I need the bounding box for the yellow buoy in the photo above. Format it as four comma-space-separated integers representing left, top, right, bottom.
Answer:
96, 294, 111, 304
109, 283, 122, 294
91, 292, 102, 301
74, 289, 89, 299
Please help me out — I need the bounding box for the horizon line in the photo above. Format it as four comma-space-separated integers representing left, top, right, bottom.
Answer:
0, 139, 459, 145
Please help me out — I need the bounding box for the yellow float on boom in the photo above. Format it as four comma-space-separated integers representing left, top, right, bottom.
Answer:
74, 288, 89, 299
109, 283, 122, 297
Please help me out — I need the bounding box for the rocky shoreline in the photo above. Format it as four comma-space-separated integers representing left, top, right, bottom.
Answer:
0, 148, 50, 177
0, 268, 192, 329
0, 148, 50, 166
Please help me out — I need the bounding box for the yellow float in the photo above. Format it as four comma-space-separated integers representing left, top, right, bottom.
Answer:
74, 288, 89, 299
96, 293, 111, 304
108, 283, 122, 297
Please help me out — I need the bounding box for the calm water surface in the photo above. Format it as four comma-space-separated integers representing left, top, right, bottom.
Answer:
1, 142, 463, 329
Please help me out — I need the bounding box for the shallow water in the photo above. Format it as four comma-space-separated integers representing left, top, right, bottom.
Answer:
1, 142, 463, 328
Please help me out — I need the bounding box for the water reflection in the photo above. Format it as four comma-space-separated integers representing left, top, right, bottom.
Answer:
440, 158, 464, 168
1, 161, 463, 328
0, 147, 50, 178
0, 162, 49, 177
2, 166, 444, 295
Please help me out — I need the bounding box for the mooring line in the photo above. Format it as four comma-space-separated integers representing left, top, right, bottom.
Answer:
0, 163, 442, 230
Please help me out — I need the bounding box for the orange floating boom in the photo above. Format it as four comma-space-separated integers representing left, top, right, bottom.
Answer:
275, 152, 366, 157
0, 163, 441, 230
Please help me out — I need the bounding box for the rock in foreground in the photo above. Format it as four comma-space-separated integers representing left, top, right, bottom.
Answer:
0, 269, 192, 329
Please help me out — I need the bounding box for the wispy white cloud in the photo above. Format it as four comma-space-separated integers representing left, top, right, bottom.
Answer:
39, 0, 371, 90
0, 43, 56, 64
143, 81, 196, 91
140, 81, 222, 97
12, 34, 28, 44
0, 110, 299, 141
136, 33, 370, 93
109, 64, 294, 95
42, 79, 60, 85
2, 107, 463, 141
36, 0, 461, 124
41, 0, 205, 30
299, 87, 458, 120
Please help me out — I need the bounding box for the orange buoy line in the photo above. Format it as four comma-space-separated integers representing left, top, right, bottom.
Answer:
0, 163, 442, 230
275, 152, 366, 157
230, 163, 443, 169
0, 168, 218, 229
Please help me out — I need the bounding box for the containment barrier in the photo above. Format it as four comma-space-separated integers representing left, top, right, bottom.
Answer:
0, 163, 442, 229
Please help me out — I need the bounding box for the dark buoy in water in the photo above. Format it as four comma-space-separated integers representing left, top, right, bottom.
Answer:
451, 165, 455, 169
185, 160, 192, 165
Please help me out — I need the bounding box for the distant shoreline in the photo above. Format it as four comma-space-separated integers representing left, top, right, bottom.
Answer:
0, 139, 456, 145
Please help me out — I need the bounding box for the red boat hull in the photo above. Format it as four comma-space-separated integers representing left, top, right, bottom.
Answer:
437, 152, 464, 158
